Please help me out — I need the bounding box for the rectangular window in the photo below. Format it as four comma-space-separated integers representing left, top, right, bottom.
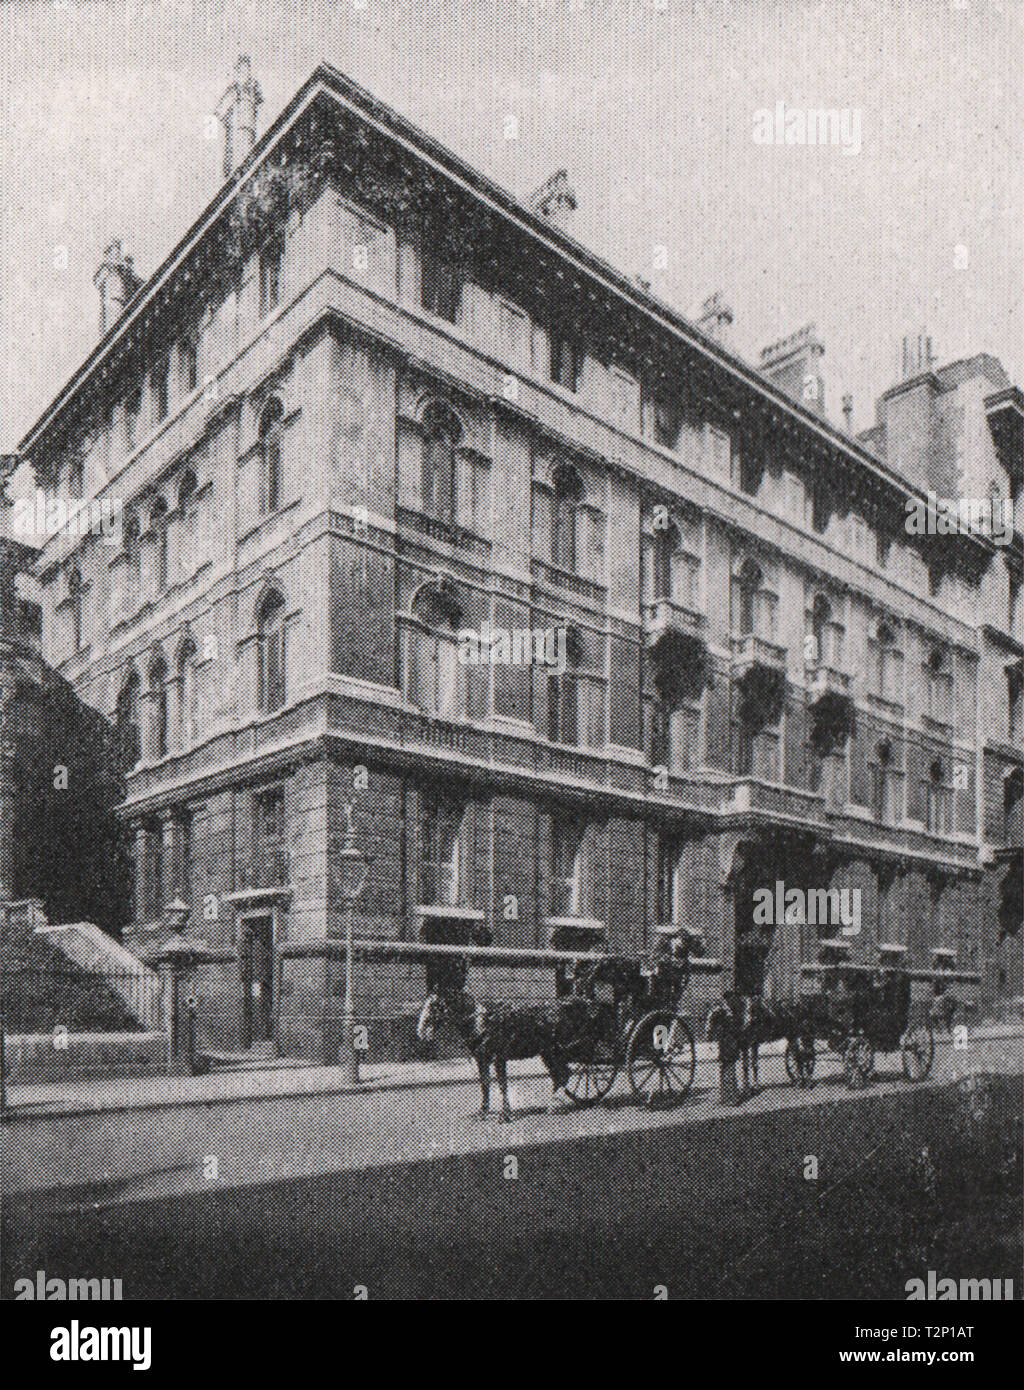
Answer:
548, 670, 579, 746
254, 788, 286, 888
177, 811, 193, 898
655, 837, 677, 925
1009, 667, 1023, 744
404, 627, 466, 720
609, 366, 639, 433
706, 426, 731, 480
259, 236, 283, 316
549, 333, 580, 392
926, 780, 953, 835
125, 385, 143, 451
149, 825, 164, 920
551, 818, 586, 917
420, 245, 461, 323
497, 300, 531, 370
651, 701, 699, 774
153, 358, 170, 423
650, 398, 683, 450
420, 796, 466, 906
180, 334, 198, 394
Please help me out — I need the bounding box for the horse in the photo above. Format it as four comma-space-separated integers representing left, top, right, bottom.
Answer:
416, 987, 596, 1122
707, 992, 820, 1093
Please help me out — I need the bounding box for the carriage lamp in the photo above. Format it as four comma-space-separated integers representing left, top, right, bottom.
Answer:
338, 802, 370, 1084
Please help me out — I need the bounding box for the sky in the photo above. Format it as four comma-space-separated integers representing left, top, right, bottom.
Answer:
1, 0, 1021, 498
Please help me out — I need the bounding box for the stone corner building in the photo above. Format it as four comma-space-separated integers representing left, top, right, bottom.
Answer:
13, 61, 1022, 1057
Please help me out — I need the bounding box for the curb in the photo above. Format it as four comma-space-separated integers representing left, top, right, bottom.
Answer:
3, 1024, 1021, 1124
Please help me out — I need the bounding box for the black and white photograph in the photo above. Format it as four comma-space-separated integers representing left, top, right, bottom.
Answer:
0, 0, 1020, 1338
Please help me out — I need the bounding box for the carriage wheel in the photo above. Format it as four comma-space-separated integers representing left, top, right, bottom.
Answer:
563, 1036, 618, 1106
901, 1023, 934, 1082
784, 1037, 817, 1085
625, 1011, 696, 1108
843, 1036, 874, 1088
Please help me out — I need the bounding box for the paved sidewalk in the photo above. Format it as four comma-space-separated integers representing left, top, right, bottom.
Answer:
3, 1021, 1021, 1122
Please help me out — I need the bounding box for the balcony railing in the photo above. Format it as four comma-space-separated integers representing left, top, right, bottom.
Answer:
806, 663, 852, 705
731, 633, 787, 681
642, 597, 707, 651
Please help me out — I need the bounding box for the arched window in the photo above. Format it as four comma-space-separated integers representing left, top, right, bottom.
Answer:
257, 590, 286, 713
551, 463, 584, 574
808, 592, 843, 668
258, 398, 285, 515
67, 564, 84, 652
734, 559, 763, 637
421, 402, 461, 523
871, 620, 902, 702
871, 739, 902, 825
150, 498, 169, 593
652, 523, 680, 602
178, 636, 199, 747
404, 583, 465, 719
150, 654, 169, 759
116, 670, 141, 769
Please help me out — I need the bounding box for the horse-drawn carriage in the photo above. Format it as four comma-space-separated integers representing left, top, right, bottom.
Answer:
795, 942, 971, 1089
553, 926, 701, 1108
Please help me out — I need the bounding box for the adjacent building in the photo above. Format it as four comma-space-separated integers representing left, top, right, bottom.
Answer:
12, 61, 1022, 1056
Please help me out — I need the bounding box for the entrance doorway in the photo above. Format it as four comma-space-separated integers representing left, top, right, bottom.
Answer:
239, 912, 275, 1047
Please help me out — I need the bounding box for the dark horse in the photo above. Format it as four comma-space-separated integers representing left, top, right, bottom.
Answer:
417, 988, 596, 1121
707, 992, 822, 1093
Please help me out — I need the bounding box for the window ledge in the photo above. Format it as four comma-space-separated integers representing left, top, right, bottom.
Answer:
238, 496, 302, 545
414, 905, 485, 921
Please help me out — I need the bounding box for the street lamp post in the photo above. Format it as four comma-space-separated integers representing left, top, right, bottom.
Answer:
338, 802, 369, 1084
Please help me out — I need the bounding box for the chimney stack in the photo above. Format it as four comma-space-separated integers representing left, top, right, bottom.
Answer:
217, 55, 263, 179
759, 323, 826, 416
93, 239, 142, 336
528, 170, 577, 231
696, 292, 734, 348
900, 331, 934, 381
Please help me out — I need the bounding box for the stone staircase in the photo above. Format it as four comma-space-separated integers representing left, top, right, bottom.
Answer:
32, 919, 162, 1030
